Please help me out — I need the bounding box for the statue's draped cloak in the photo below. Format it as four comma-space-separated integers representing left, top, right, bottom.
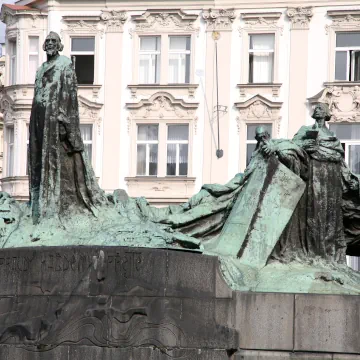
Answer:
29, 55, 106, 223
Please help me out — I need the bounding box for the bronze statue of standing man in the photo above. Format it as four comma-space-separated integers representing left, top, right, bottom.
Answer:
29, 32, 106, 224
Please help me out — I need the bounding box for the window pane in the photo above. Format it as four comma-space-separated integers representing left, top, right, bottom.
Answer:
137, 144, 146, 175
336, 32, 360, 48
137, 125, 158, 141
179, 144, 188, 176
149, 144, 158, 175
246, 143, 256, 166
349, 145, 360, 174
29, 54, 38, 83
80, 124, 93, 141
249, 53, 274, 83
139, 54, 160, 84
247, 124, 272, 140
354, 51, 360, 81
335, 51, 348, 81
329, 124, 360, 140
168, 125, 189, 141
140, 36, 160, 51
72, 37, 95, 52
73, 55, 94, 84
29, 36, 39, 53
7, 128, 14, 177
169, 36, 190, 51
249, 34, 275, 50
167, 144, 176, 176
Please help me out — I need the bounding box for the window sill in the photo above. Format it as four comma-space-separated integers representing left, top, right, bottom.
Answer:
324, 81, 360, 87
126, 176, 196, 182
237, 83, 282, 97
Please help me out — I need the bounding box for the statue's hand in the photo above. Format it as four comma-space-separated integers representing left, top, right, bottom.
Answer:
302, 139, 317, 153
261, 141, 276, 156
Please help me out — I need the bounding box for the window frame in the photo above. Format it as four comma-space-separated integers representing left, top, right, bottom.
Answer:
70, 36, 96, 85
132, 32, 195, 85
334, 32, 360, 81
138, 35, 161, 85
79, 123, 94, 164
136, 124, 159, 176
9, 39, 16, 86
168, 35, 191, 84
248, 33, 275, 84
240, 26, 281, 85
166, 124, 189, 176
6, 126, 14, 177
28, 36, 40, 84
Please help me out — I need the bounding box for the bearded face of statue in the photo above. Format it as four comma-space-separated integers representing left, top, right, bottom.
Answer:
43, 32, 64, 58
312, 103, 331, 122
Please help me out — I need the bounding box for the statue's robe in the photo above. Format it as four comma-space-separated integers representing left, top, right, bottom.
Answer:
29, 55, 106, 224
119, 139, 307, 244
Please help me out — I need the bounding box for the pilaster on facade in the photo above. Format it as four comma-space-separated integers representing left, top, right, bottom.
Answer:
286, 7, 313, 30
100, 10, 127, 33
202, 8, 235, 32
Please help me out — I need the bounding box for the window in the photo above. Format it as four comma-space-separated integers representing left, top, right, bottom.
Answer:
139, 36, 161, 84
249, 34, 275, 83
28, 36, 39, 83
136, 124, 158, 176
246, 123, 272, 166
168, 36, 191, 84
71, 37, 95, 84
7, 127, 14, 177
329, 123, 360, 174
167, 125, 189, 176
335, 32, 360, 81
80, 124, 93, 163
9, 40, 16, 85
347, 256, 360, 272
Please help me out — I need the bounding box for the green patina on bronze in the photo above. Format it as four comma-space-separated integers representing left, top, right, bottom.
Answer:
1, 33, 360, 294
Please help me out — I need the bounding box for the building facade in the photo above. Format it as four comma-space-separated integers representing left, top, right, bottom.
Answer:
0, 0, 359, 209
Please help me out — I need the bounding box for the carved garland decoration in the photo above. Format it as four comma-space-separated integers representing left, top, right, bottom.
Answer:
131, 10, 199, 37
325, 15, 360, 34
235, 99, 282, 135
238, 16, 284, 37
61, 20, 105, 38
126, 94, 199, 134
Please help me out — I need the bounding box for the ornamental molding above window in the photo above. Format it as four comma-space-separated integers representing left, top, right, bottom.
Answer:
100, 10, 127, 33
326, 12, 360, 34
286, 7, 313, 30
61, 17, 105, 38
309, 85, 360, 123
238, 12, 283, 37
235, 95, 282, 135
126, 92, 199, 133
131, 9, 199, 35
78, 95, 103, 135
202, 8, 235, 32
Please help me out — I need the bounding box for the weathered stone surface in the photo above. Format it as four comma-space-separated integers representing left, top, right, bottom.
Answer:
294, 294, 360, 353
235, 350, 333, 359
235, 292, 294, 350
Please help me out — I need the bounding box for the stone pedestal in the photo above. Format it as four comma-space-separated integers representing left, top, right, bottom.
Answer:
0, 246, 358, 359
